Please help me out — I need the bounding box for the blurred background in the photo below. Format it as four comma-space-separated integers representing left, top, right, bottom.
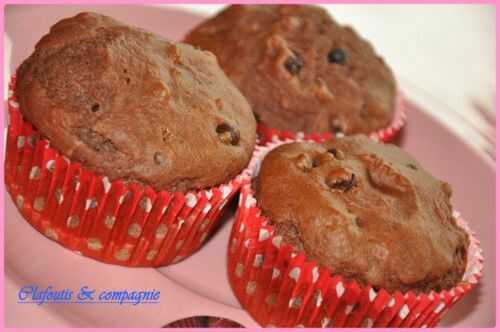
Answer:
170, 4, 496, 161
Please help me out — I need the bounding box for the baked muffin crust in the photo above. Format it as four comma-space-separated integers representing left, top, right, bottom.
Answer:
185, 5, 396, 135
255, 137, 468, 293
16, 12, 256, 192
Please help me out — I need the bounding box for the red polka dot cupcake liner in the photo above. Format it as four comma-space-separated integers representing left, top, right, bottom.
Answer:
164, 316, 244, 328
227, 141, 483, 328
5, 76, 248, 267
257, 91, 407, 145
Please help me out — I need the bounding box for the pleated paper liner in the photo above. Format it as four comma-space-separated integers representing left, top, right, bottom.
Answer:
5, 77, 251, 267
164, 316, 244, 328
257, 91, 407, 145
227, 141, 483, 328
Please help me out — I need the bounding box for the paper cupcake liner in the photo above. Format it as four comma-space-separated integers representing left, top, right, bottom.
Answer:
257, 91, 407, 145
227, 141, 483, 328
164, 316, 244, 328
5, 76, 248, 267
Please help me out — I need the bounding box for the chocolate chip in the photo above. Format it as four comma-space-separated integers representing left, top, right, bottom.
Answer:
314, 152, 334, 166
331, 122, 344, 135
295, 153, 313, 172
328, 48, 347, 64
125, 78, 131, 84
161, 128, 172, 144
326, 170, 356, 192
327, 148, 345, 160
154, 152, 167, 166
91, 103, 100, 112
216, 123, 240, 146
284, 51, 304, 75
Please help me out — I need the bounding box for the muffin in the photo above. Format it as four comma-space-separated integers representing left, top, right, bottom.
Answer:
228, 137, 483, 327
5, 12, 256, 267
185, 5, 406, 143
255, 137, 468, 293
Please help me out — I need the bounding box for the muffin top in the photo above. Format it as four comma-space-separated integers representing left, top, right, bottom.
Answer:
15, 12, 256, 192
185, 5, 396, 136
255, 137, 468, 293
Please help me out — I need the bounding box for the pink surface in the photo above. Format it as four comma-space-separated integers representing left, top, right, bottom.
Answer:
3, 4, 496, 328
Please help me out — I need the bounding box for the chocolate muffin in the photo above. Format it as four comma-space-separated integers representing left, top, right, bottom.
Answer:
15, 12, 256, 192
185, 5, 396, 136
254, 137, 468, 293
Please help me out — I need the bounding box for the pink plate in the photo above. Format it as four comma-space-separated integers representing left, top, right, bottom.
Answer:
4, 5, 495, 328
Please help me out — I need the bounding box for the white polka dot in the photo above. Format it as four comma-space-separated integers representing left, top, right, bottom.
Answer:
399, 305, 410, 319
186, 193, 197, 208
321, 317, 331, 328
29, 166, 40, 180
205, 189, 213, 200
344, 304, 354, 314
258, 228, 270, 241
316, 291, 323, 307
221, 185, 232, 199
289, 297, 302, 309
9, 99, 19, 108
202, 202, 211, 214
85, 198, 97, 210
17, 136, 25, 149
246, 281, 256, 295
244, 196, 256, 208
272, 236, 282, 248
16, 195, 24, 208
46, 160, 55, 172
312, 267, 319, 283
336, 282, 345, 297
102, 176, 111, 193
434, 301, 445, 314
272, 268, 281, 279
388, 298, 396, 307
253, 254, 264, 268
140, 197, 152, 213
235, 263, 244, 278
369, 288, 377, 301
289, 267, 301, 281
118, 192, 128, 204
